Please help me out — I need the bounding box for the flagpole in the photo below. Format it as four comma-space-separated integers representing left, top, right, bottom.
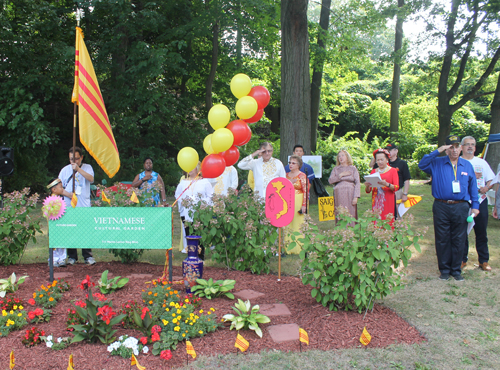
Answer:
72, 11, 80, 196
278, 227, 281, 282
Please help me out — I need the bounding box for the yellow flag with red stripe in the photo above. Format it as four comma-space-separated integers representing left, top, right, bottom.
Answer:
130, 191, 139, 204
102, 191, 111, 204
71, 193, 78, 208
299, 328, 309, 345
67, 354, 74, 370
9, 350, 14, 369
359, 326, 372, 346
235, 333, 249, 352
396, 194, 422, 208
130, 354, 146, 370
72, 27, 120, 178
186, 341, 196, 359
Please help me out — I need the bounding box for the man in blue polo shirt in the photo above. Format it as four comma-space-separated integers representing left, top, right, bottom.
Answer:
418, 135, 479, 281
284, 144, 315, 183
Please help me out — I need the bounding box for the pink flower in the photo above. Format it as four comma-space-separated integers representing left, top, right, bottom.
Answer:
160, 350, 172, 360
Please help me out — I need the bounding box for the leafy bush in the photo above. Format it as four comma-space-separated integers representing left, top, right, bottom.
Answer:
0, 303, 27, 336
141, 281, 181, 318
222, 299, 271, 338
296, 208, 426, 313
188, 187, 278, 274
0, 273, 28, 298
191, 278, 235, 299
0, 188, 41, 265
98, 270, 129, 294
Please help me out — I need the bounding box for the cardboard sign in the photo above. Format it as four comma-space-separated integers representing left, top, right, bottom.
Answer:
49, 207, 172, 249
265, 177, 295, 227
318, 196, 335, 221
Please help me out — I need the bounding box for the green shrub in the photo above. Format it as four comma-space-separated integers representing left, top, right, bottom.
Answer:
0, 189, 41, 266
188, 187, 278, 274
296, 208, 426, 313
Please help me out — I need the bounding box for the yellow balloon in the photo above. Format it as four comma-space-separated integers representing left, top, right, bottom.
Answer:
230, 74, 252, 99
203, 134, 214, 155
208, 104, 230, 130
211, 128, 234, 153
235, 96, 258, 119
177, 147, 199, 173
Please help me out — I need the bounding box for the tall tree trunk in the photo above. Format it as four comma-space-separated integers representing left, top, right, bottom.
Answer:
205, 20, 219, 111
486, 73, 500, 173
390, 0, 404, 136
310, 0, 331, 153
281, 0, 311, 164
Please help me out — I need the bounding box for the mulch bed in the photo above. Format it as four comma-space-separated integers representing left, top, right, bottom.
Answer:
0, 262, 426, 369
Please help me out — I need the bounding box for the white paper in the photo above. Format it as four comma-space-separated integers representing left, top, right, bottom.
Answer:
398, 202, 409, 217
364, 172, 382, 187
467, 209, 475, 235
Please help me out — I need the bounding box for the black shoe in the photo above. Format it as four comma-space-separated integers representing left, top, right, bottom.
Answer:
452, 274, 464, 281
439, 273, 450, 280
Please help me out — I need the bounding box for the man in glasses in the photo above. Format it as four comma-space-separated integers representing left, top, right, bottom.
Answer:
460, 136, 495, 272
238, 141, 286, 199
58, 146, 96, 265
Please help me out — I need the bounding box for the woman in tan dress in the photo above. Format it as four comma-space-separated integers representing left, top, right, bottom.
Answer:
328, 150, 360, 220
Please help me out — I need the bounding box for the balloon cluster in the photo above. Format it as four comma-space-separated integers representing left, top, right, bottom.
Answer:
177, 74, 270, 178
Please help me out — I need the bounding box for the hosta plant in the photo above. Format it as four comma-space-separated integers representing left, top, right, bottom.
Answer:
191, 278, 235, 299
222, 299, 270, 338
98, 270, 129, 294
0, 273, 28, 298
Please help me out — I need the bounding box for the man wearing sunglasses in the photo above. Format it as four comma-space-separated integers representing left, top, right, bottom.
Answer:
58, 146, 96, 265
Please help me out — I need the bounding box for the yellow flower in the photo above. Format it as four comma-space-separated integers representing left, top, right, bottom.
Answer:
32, 293, 36, 299
172, 313, 176, 317
39, 294, 43, 298
6, 319, 14, 326
185, 320, 188, 324
13, 305, 18, 310
9, 310, 13, 315
189, 323, 193, 326
149, 301, 153, 304
41, 285, 46, 290
210, 308, 215, 311
173, 290, 178, 294
176, 309, 182, 314
199, 309, 204, 313
148, 291, 152, 295
199, 330, 203, 334
17, 313, 22, 317
49, 297, 54, 302
19, 305, 23, 310
195, 315, 199, 320
165, 308, 170, 312
169, 302, 175, 307
2, 310, 7, 317
174, 326, 180, 331
154, 293, 158, 297
182, 333, 186, 337
172, 318, 178, 324
185, 299, 189, 303
162, 320, 169, 325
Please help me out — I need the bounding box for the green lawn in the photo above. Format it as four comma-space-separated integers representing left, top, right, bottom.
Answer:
20, 182, 500, 369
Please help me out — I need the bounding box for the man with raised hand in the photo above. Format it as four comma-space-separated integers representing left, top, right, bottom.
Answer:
418, 135, 479, 282
237, 142, 286, 199
460, 136, 495, 272
58, 146, 96, 265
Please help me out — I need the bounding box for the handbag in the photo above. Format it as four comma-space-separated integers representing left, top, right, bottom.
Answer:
312, 178, 330, 198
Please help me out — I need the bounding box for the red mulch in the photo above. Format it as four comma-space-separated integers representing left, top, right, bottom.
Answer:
0, 262, 426, 369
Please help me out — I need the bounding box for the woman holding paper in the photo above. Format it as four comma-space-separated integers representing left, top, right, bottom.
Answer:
365, 149, 399, 222
328, 150, 360, 221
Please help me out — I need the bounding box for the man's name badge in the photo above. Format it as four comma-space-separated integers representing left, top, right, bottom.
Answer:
452, 181, 460, 193
75, 185, 82, 195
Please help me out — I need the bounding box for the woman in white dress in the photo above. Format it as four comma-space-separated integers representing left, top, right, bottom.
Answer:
174, 163, 213, 259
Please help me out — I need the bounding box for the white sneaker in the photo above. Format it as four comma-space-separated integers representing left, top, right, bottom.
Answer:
67, 258, 76, 265
181, 249, 187, 254
85, 257, 96, 265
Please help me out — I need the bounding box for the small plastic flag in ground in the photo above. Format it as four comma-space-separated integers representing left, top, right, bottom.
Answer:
131, 354, 146, 370
102, 191, 111, 204
130, 191, 139, 204
9, 350, 14, 369
359, 326, 372, 346
299, 328, 309, 345
71, 193, 78, 208
67, 354, 74, 370
186, 341, 196, 359
235, 333, 249, 352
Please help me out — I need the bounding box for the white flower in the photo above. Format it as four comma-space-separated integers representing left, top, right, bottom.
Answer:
133, 348, 139, 356
119, 335, 124, 340
142, 346, 149, 354
57, 337, 63, 343
47, 335, 53, 341
46, 341, 53, 348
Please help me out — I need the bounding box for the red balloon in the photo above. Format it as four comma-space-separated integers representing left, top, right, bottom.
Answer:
240, 127, 252, 146
244, 108, 264, 124
248, 86, 270, 109
201, 154, 226, 178
226, 120, 251, 146
221, 146, 240, 166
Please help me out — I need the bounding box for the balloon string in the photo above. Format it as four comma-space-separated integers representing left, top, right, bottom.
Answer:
171, 172, 201, 208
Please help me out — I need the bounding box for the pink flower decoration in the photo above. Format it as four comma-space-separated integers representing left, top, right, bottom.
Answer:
42, 195, 66, 220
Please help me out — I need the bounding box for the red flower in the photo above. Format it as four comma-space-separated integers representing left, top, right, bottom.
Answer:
151, 332, 160, 342
141, 307, 150, 320
160, 350, 172, 360
28, 311, 36, 320
96, 305, 117, 325
34, 308, 44, 316
28, 298, 36, 306
140, 337, 148, 345
151, 325, 162, 334
78, 275, 95, 290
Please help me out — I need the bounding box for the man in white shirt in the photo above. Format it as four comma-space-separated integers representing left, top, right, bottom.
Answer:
238, 142, 286, 199
208, 165, 238, 196
58, 146, 96, 265
460, 136, 495, 271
